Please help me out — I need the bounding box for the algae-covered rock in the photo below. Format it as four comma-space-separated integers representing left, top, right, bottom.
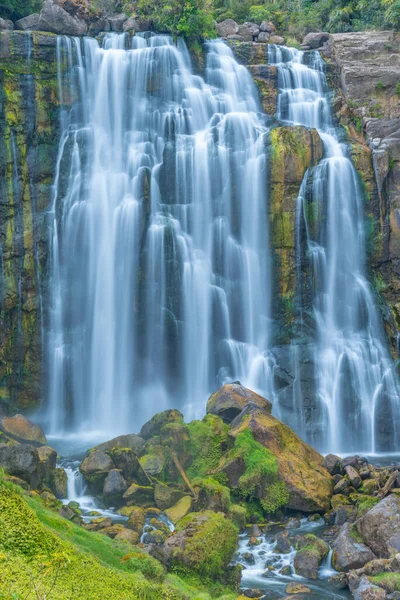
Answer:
51, 467, 68, 499
94, 433, 145, 456
126, 506, 145, 534
115, 528, 140, 545
140, 454, 165, 476
165, 496, 192, 524
123, 483, 154, 506
108, 447, 145, 483
229, 403, 332, 512
163, 510, 238, 580
154, 483, 185, 510
206, 382, 272, 424
293, 533, 329, 578
1, 415, 47, 445
0, 443, 40, 487
140, 409, 184, 440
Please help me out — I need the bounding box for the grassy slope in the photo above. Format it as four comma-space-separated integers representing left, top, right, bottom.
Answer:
0, 477, 237, 600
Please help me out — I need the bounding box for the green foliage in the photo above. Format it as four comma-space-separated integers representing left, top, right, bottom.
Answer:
136, 0, 216, 40
370, 572, 400, 592
0, 0, 42, 20
230, 429, 289, 514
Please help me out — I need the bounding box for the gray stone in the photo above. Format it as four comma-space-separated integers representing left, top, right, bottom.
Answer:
94, 433, 145, 455
15, 14, 40, 31
38, 0, 87, 35
103, 469, 127, 497
0, 443, 39, 487
345, 465, 362, 488
260, 21, 276, 33
303, 32, 330, 49
108, 13, 127, 32
237, 22, 260, 42
323, 454, 343, 475
216, 19, 239, 38
88, 17, 110, 36
357, 494, 400, 557
351, 575, 387, 600
257, 32, 270, 43
332, 523, 376, 571
0, 18, 14, 30
269, 35, 285, 45
123, 17, 138, 32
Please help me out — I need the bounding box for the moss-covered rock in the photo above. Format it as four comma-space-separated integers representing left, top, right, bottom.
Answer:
163, 510, 238, 581
123, 483, 154, 506
154, 482, 185, 510
229, 403, 332, 513
1, 414, 46, 444
165, 496, 192, 524
140, 409, 184, 440
293, 533, 329, 578
51, 467, 67, 499
79, 450, 115, 492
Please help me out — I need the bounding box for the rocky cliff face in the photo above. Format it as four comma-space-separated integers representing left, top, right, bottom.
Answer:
0, 31, 63, 414
325, 31, 400, 352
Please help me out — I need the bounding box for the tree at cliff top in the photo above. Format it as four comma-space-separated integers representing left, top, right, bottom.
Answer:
136, 0, 216, 39
0, 0, 42, 19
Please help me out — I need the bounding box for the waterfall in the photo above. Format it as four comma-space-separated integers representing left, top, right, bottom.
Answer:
268, 45, 400, 453
47, 34, 275, 435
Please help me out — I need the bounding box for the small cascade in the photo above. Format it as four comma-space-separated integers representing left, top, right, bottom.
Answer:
268, 45, 400, 453
234, 519, 350, 599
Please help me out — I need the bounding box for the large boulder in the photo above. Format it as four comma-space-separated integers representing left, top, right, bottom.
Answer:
332, 523, 376, 571
123, 483, 154, 506
323, 454, 343, 475
103, 469, 127, 501
216, 19, 239, 37
0, 444, 40, 487
357, 495, 400, 557
302, 32, 330, 49
51, 467, 68, 499
207, 383, 272, 424
108, 13, 127, 32
15, 14, 40, 30
162, 510, 238, 580
154, 483, 185, 510
1, 415, 46, 445
260, 21, 276, 33
165, 496, 192, 524
38, 0, 88, 35
237, 22, 260, 42
0, 18, 14, 30
94, 433, 145, 456
79, 450, 115, 491
37, 446, 57, 484
229, 403, 333, 512
350, 575, 387, 600
139, 409, 183, 440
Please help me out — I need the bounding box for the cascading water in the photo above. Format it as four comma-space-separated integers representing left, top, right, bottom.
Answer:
268, 45, 400, 453
47, 34, 275, 435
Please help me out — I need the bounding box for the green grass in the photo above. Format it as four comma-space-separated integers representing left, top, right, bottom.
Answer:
370, 573, 400, 592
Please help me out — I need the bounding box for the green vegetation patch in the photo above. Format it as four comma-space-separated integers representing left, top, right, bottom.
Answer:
370, 572, 400, 592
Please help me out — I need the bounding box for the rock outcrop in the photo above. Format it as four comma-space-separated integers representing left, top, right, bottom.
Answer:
357, 494, 400, 557
206, 382, 272, 423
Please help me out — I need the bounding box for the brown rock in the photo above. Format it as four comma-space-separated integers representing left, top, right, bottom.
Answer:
1, 414, 46, 445
207, 382, 272, 424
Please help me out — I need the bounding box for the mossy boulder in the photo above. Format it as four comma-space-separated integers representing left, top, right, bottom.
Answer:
108, 447, 146, 483
163, 510, 238, 580
229, 403, 332, 513
103, 469, 127, 503
1, 415, 46, 445
80, 450, 115, 492
193, 478, 231, 513
94, 433, 145, 456
357, 494, 400, 557
123, 483, 154, 507
51, 467, 68, 499
293, 533, 329, 578
154, 482, 185, 510
140, 409, 184, 440
207, 383, 272, 424
0, 443, 41, 488
140, 453, 165, 476
332, 522, 376, 571
126, 506, 145, 534
165, 496, 192, 524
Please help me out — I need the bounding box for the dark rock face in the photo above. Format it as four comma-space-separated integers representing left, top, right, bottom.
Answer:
323, 453, 343, 475
15, 14, 40, 31
103, 469, 128, 498
139, 409, 183, 440
0, 31, 65, 415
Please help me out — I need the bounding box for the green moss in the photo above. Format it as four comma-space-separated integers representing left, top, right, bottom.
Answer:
355, 495, 380, 517
0, 476, 231, 600
227, 429, 289, 514
193, 477, 231, 512
174, 511, 238, 581
187, 415, 230, 480
296, 534, 329, 560
349, 524, 364, 544
370, 572, 400, 592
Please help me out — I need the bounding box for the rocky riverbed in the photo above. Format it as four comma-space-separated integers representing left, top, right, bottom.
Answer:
0, 384, 399, 598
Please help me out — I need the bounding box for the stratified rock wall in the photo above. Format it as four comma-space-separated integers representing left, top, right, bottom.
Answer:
327, 31, 400, 351
0, 31, 63, 414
